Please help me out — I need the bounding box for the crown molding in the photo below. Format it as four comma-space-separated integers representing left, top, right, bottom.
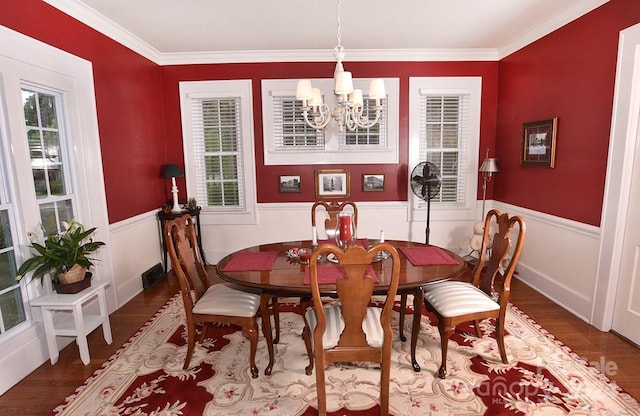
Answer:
155, 48, 500, 66
43, 0, 163, 63
498, 0, 609, 58
45, 0, 607, 65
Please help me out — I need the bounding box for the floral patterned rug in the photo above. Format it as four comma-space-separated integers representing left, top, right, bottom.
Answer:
50, 294, 640, 415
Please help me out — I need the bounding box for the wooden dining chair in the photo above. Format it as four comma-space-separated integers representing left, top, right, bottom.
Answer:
302, 242, 400, 416
422, 209, 526, 379
165, 214, 272, 378
311, 200, 358, 240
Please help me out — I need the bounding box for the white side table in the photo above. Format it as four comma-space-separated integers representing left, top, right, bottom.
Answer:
30, 280, 112, 365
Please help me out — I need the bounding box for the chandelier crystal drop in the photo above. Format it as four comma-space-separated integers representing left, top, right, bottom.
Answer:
295, 0, 385, 132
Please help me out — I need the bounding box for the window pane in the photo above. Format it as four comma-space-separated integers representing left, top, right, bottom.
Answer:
0, 289, 26, 332
0, 210, 13, 250
0, 251, 17, 291
38, 199, 73, 235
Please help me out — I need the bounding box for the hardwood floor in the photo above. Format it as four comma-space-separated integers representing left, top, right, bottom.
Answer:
0, 271, 638, 415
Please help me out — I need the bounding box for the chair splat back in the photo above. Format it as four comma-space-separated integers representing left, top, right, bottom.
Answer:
166, 215, 207, 305
472, 209, 526, 306
311, 201, 358, 240
304, 242, 400, 416
165, 214, 266, 377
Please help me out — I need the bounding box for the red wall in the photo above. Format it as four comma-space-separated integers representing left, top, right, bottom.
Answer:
496, 0, 640, 226
161, 62, 499, 203
0, 0, 168, 224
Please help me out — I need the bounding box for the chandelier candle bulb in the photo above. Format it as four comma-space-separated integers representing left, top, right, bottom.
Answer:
369, 79, 386, 100
350, 89, 363, 106
380, 230, 385, 243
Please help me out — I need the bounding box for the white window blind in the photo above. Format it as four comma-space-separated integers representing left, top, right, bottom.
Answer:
189, 97, 245, 210
418, 94, 469, 204
271, 95, 324, 150
179, 80, 257, 225
409, 77, 481, 222
341, 97, 387, 148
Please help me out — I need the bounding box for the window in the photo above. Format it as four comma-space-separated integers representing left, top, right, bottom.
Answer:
22, 87, 75, 234
409, 77, 481, 221
262, 78, 399, 165
179, 80, 257, 225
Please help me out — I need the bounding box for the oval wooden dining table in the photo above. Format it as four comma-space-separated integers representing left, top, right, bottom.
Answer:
216, 239, 466, 375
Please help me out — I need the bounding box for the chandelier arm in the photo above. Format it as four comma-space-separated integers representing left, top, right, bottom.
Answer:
350, 105, 383, 130
302, 105, 332, 130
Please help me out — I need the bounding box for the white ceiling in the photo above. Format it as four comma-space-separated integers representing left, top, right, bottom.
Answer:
45, 0, 608, 65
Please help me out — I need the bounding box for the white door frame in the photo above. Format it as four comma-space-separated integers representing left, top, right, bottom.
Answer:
592, 22, 640, 330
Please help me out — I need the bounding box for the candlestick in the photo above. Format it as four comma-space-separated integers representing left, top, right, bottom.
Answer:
312, 225, 318, 246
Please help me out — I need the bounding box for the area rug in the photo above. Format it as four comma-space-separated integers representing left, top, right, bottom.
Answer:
50, 294, 640, 415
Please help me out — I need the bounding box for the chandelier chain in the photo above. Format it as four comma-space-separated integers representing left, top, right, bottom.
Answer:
336, 0, 342, 49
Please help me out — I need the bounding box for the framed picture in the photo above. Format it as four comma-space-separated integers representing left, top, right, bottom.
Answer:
521, 117, 558, 168
315, 169, 350, 198
362, 174, 385, 192
279, 175, 301, 192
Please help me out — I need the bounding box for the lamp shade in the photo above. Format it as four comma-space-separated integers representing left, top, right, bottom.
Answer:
479, 158, 500, 173
161, 164, 184, 178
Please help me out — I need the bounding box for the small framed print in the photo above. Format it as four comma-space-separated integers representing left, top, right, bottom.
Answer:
315, 169, 350, 198
521, 117, 558, 168
362, 174, 385, 192
279, 175, 301, 192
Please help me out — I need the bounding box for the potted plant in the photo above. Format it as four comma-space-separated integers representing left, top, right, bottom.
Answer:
16, 219, 105, 293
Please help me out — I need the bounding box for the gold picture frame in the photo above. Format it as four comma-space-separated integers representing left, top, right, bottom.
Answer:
315, 169, 350, 198
521, 117, 558, 168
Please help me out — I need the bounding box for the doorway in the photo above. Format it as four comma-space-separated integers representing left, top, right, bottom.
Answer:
593, 22, 640, 346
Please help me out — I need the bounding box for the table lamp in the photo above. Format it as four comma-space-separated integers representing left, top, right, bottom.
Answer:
479, 149, 500, 219
161, 164, 184, 213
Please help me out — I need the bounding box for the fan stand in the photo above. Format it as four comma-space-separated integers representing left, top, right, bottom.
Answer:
425, 184, 432, 245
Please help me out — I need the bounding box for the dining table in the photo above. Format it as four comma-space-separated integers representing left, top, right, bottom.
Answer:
216, 239, 466, 375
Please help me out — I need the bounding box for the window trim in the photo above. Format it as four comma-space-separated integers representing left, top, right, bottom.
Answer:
261, 78, 399, 165
408, 77, 481, 221
179, 80, 257, 225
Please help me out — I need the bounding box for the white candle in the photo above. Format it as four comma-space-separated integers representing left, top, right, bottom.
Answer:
379, 230, 385, 243
312, 225, 318, 245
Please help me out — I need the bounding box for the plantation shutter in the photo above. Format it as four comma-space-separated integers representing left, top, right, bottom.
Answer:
418, 92, 469, 205
190, 97, 245, 210
272, 95, 324, 149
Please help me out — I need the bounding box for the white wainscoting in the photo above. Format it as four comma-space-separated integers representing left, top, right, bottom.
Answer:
492, 201, 601, 322
198, 201, 474, 265
106, 201, 601, 329
108, 210, 163, 308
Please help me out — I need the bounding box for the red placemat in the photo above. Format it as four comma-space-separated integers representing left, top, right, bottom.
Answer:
303, 265, 379, 284
221, 251, 279, 271
398, 246, 459, 266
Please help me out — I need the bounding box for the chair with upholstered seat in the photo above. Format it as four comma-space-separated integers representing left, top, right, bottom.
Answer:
311, 200, 358, 241
302, 242, 400, 416
422, 209, 526, 379
165, 214, 273, 378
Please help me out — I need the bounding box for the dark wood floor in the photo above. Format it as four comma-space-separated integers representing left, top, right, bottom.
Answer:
0, 270, 638, 415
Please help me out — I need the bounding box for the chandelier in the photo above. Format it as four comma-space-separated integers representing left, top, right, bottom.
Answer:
295, 0, 386, 132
